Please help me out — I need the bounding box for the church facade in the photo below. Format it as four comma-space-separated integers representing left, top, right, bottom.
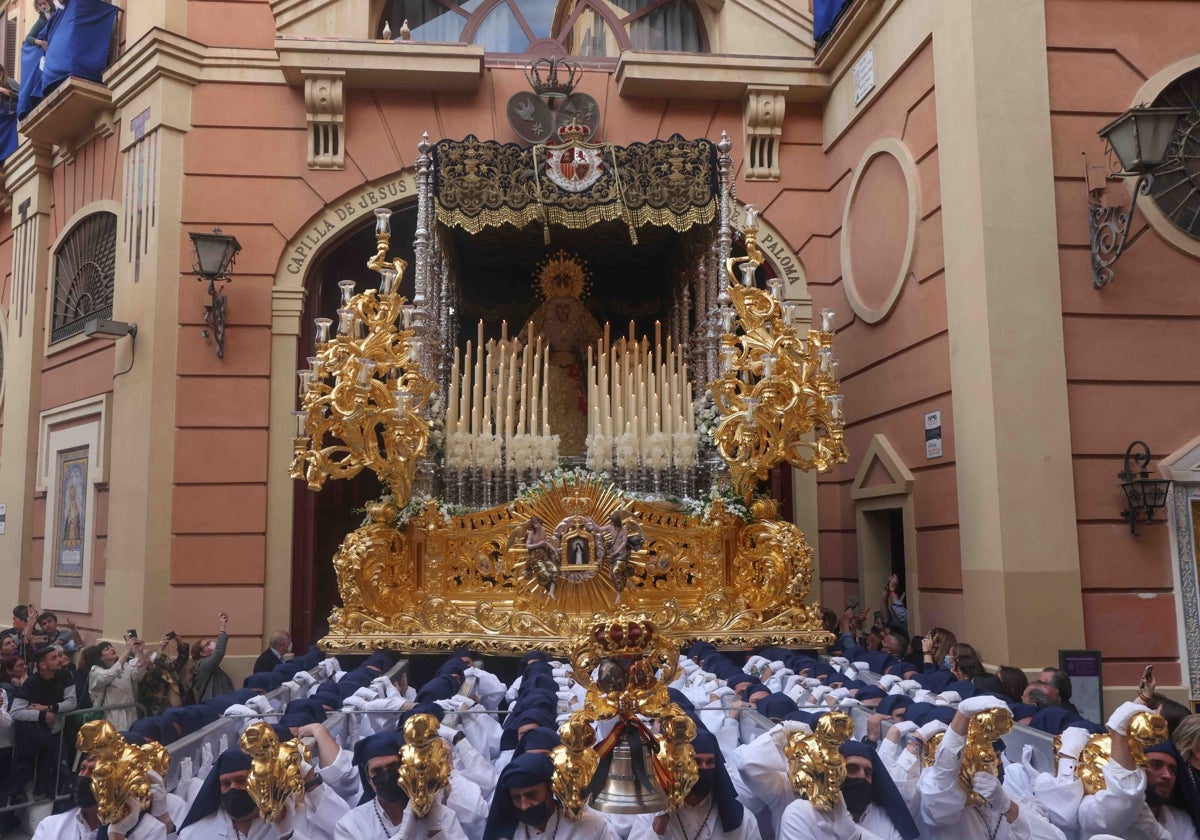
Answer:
0, 0, 1198, 709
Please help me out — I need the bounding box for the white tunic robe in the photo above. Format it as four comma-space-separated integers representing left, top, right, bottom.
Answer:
33, 810, 168, 840
334, 799, 468, 840
625, 795, 762, 840
510, 808, 617, 840
179, 780, 349, 840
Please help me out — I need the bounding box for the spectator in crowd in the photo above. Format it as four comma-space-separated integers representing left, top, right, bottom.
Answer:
880, 573, 907, 634
82, 635, 147, 730
0, 655, 25, 703
995, 665, 1028, 703
140, 632, 190, 715
1040, 667, 1077, 715
0, 634, 16, 659
928, 627, 957, 671
10, 645, 76, 798
36, 611, 83, 653
2, 605, 34, 661
0, 685, 11, 829
253, 630, 292, 674
24, 0, 54, 50
187, 611, 233, 702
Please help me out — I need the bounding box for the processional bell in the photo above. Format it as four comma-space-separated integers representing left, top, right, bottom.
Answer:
589, 730, 669, 814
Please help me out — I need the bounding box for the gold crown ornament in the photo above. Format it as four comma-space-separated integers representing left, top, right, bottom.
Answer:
534, 250, 592, 302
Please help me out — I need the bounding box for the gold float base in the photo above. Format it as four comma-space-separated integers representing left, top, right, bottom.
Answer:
320, 477, 833, 656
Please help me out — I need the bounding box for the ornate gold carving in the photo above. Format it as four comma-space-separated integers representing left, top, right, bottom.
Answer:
552, 718, 600, 820
398, 713, 453, 818
960, 708, 1013, 806
710, 213, 848, 504
784, 712, 854, 813
658, 713, 700, 809
291, 224, 434, 507
240, 722, 311, 824
76, 720, 170, 826
322, 477, 831, 655
1072, 710, 1167, 795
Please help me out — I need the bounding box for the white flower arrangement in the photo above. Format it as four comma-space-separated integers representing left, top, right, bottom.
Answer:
585, 434, 612, 472
615, 431, 640, 470
474, 434, 503, 472
672, 431, 699, 468
507, 434, 538, 472
680, 483, 752, 522
360, 492, 470, 530
644, 432, 671, 471
535, 435, 561, 472
446, 432, 472, 470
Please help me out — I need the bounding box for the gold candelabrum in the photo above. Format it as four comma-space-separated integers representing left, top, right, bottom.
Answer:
240, 722, 312, 824
397, 713, 454, 817
76, 721, 170, 826
784, 711, 855, 813
710, 205, 848, 504
1056, 710, 1168, 795
960, 707, 1013, 807
552, 616, 698, 815
290, 207, 435, 507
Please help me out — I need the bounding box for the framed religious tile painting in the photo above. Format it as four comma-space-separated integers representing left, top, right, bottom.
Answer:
51, 445, 89, 589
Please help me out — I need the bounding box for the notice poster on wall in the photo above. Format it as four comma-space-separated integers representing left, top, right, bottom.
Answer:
1059, 649, 1103, 723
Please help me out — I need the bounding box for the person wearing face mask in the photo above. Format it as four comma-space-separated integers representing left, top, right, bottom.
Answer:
179, 747, 348, 839
33, 752, 169, 840
832, 742, 920, 840
254, 632, 294, 674
334, 731, 468, 840
483, 753, 616, 840
630, 732, 759, 840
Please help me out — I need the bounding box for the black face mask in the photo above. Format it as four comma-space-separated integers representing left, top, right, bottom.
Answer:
515, 802, 554, 827
221, 788, 258, 820
73, 776, 98, 810
690, 768, 718, 799
372, 768, 409, 805
841, 777, 873, 819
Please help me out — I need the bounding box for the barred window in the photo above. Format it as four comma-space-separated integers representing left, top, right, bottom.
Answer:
51, 212, 117, 343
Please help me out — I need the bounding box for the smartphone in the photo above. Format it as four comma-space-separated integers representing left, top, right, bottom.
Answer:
165, 630, 177, 639
847, 598, 860, 611
127, 628, 138, 640
873, 611, 883, 627
1141, 665, 1154, 688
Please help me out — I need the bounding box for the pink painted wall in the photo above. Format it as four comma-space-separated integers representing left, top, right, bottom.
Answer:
1044, 0, 1200, 688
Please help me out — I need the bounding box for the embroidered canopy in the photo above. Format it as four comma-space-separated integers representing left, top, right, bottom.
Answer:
431, 134, 719, 240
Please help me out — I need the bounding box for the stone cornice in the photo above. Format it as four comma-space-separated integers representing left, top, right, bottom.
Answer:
105, 28, 206, 109
274, 37, 483, 90
615, 52, 827, 102
3, 139, 53, 201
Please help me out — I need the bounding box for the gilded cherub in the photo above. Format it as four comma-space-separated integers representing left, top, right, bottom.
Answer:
657, 713, 698, 811
960, 707, 1013, 806
551, 716, 599, 820
1076, 733, 1112, 795
784, 711, 854, 813
1128, 711, 1169, 768
240, 722, 309, 824
76, 720, 170, 826
399, 712, 453, 818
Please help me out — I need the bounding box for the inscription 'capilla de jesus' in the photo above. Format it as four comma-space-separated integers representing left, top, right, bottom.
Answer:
284, 175, 414, 276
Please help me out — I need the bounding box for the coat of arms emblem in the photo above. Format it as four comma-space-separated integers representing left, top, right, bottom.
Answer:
544, 117, 605, 193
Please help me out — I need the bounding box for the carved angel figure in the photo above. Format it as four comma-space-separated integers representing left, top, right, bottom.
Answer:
240, 722, 309, 824
657, 713, 698, 811
784, 711, 854, 813
399, 713, 453, 817
960, 707, 1013, 806
1076, 733, 1112, 796
552, 716, 599, 820
521, 516, 561, 593
77, 720, 170, 826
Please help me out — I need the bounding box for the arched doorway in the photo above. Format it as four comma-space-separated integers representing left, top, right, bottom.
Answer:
290, 201, 419, 647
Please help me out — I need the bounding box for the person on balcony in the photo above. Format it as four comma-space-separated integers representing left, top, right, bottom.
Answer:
24, 0, 55, 50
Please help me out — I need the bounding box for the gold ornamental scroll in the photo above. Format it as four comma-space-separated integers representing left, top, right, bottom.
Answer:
321, 474, 831, 655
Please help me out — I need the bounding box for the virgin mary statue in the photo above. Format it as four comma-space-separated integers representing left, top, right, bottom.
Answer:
523, 252, 602, 455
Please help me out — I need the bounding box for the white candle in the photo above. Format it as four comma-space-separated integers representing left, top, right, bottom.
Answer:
449, 351, 460, 433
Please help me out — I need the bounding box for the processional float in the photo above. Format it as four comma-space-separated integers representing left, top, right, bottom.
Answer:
289, 127, 847, 656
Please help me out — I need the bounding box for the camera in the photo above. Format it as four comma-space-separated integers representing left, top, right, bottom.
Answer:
127, 628, 138, 640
